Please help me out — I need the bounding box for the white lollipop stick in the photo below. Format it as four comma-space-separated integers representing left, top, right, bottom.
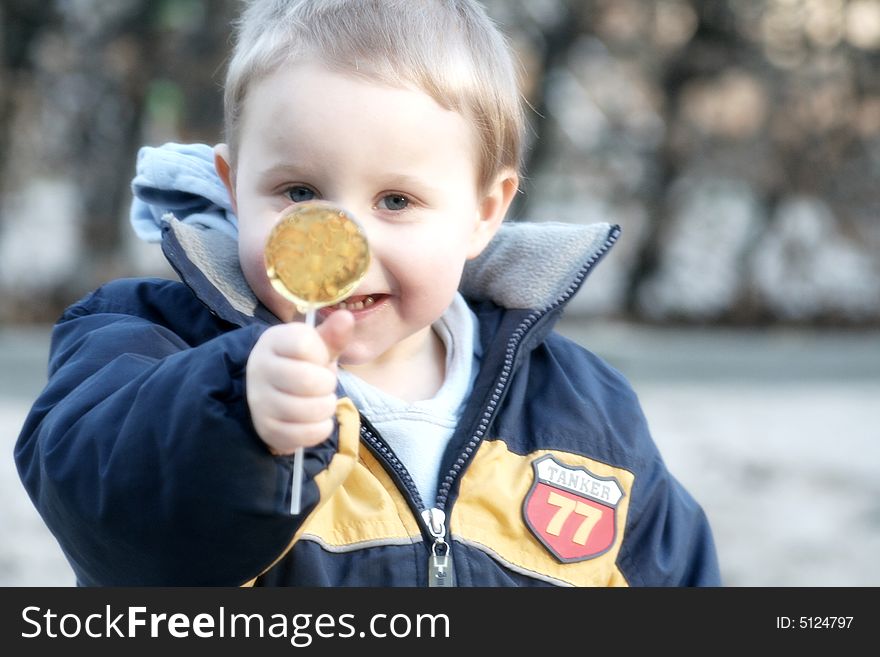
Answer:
289, 306, 316, 515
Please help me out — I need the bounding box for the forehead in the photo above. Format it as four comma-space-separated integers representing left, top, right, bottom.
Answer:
236, 62, 480, 180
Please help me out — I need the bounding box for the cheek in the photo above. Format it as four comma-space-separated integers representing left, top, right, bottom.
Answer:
391, 233, 469, 300
238, 226, 285, 314
238, 228, 264, 288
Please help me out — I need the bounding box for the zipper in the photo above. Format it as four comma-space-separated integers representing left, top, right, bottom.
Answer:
360, 421, 453, 586
358, 225, 621, 586
359, 419, 425, 509
434, 224, 621, 509
422, 508, 454, 587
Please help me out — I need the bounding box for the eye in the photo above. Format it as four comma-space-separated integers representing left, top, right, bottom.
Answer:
378, 194, 410, 211
285, 185, 317, 203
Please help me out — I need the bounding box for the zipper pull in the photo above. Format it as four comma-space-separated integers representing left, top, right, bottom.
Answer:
422, 508, 455, 587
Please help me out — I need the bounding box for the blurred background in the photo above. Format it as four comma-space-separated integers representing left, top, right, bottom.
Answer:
1, 0, 878, 586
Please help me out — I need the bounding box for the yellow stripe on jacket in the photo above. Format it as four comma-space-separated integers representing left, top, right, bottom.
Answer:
452, 439, 634, 587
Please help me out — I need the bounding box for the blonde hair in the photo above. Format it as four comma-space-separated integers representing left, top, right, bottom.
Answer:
223, 0, 524, 191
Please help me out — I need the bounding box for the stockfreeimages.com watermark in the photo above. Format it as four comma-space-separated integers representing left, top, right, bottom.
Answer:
21, 605, 450, 647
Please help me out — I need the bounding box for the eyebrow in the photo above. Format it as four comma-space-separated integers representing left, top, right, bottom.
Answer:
380, 173, 442, 196
256, 162, 311, 179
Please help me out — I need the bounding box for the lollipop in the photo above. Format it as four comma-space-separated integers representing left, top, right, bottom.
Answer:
264, 201, 370, 514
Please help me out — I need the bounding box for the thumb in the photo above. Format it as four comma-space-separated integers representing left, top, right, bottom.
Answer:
316, 310, 355, 363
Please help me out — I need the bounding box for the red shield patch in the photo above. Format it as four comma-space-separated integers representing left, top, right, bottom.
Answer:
523, 455, 624, 563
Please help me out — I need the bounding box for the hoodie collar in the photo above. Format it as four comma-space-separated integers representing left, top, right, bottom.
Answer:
160, 213, 620, 329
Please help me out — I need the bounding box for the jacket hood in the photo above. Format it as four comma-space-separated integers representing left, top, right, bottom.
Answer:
131, 142, 620, 326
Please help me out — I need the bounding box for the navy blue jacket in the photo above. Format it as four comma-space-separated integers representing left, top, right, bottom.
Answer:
15, 215, 720, 587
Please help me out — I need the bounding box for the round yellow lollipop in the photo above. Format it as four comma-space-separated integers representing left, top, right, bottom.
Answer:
263, 201, 370, 514
265, 201, 371, 321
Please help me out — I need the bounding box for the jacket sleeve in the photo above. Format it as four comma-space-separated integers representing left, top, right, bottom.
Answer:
14, 280, 342, 586
596, 366, 720, 586
537, 332, 721, 587
619, 453, 722, 586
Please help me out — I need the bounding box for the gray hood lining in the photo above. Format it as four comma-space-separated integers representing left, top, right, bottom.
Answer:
163, 215, 618, 320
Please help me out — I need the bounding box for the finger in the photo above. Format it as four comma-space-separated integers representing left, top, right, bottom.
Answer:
316, 310, 355, 362
259, 391, 338, 424
262, 359, 338, 396
261, 418, 336, 454
265, 323, 332, 364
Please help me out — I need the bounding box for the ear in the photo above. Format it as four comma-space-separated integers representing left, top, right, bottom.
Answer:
213, 143, 238, 213
467, 169, 519, 259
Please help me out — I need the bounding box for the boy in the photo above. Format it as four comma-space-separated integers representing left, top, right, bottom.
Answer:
15, 0, 720, 586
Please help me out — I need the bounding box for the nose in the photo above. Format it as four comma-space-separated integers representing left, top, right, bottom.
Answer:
335, 208, 392, 292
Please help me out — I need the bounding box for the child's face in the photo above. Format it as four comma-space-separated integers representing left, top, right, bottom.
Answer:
216, 62, 515, 366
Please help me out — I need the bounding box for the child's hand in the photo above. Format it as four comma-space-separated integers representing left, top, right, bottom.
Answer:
246, 310, 355, 455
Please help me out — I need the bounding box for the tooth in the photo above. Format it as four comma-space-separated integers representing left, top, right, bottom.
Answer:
330, 295, 381, 312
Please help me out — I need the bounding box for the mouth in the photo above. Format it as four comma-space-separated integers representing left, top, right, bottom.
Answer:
331, 294, 381, 311
320, 293, 390, 317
